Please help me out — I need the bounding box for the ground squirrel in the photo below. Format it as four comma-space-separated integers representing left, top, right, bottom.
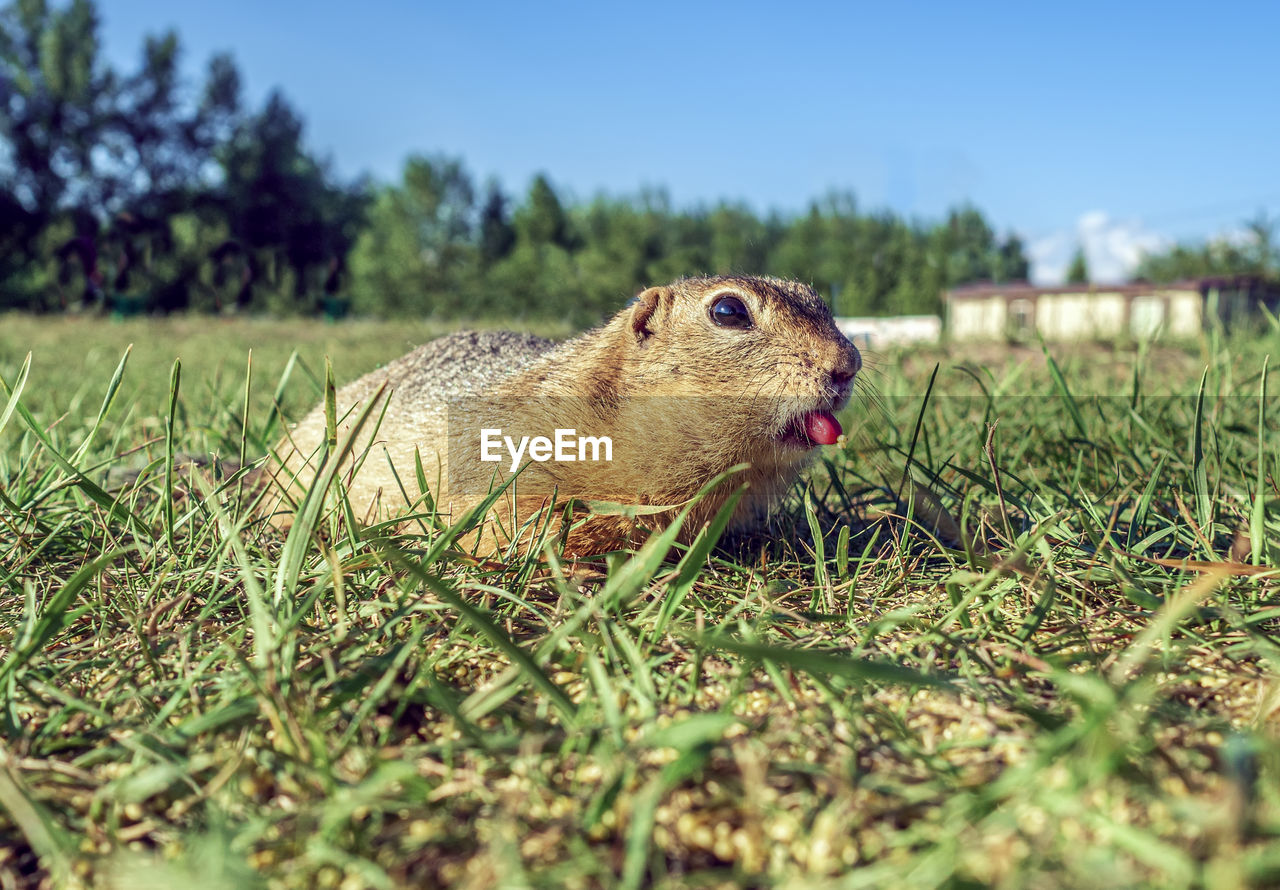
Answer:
265, 275, 862, 555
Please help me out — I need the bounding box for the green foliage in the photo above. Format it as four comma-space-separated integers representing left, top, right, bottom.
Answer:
348, 155, 479, 317
0, 0, 362, 314
477, 179, 516, 267
0, 0, 107, 217
217, 90, 368, 312
349, 169, 1031, 323
0, 0, 1033, 320
517, 173, 572, 248
1138, 213, 1279, 283
1066, 243, 1090, 284
344, 177, 1029, 323
15, 0, 1280, 322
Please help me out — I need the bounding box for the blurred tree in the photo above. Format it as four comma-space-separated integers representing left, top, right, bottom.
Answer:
769, 204, 831, 294
0, 0, 248, 308
887, 227, 944, 315
0, 3, 242, 222
1135, 216, 1280, 283
516, 174, 571, 249
938, 205, 997, 286
477, 179, 515, 267
102, 35, 242, 218
487, 174, 597, 321
218, 90, 367, 310
1244, 212, 1276, 277
706, 202, 772, 274
0, 0, 110, 227
1065, 245, 1089, 284
348, 154, 476, 315
158, 208, 232, 311
572, 196, 652, 306
993, 233, 1030, 282
0, 3, 1086, 320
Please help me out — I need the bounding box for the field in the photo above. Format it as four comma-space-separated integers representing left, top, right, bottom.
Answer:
2, 313, 1280, 889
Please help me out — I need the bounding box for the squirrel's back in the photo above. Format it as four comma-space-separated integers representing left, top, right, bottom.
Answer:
264, 330, 555, 527
353, 330, 554, 404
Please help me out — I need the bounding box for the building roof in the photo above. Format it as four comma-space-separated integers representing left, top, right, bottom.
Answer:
945, 276, 1275, 301
945, 281, 1204, 301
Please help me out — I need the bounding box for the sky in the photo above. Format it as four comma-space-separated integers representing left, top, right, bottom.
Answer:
96, 0, 1280, 284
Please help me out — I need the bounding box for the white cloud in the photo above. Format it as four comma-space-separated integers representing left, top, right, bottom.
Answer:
1027, 211, 1169, 285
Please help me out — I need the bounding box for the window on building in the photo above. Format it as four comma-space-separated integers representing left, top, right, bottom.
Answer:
1007, 299, 1033, 340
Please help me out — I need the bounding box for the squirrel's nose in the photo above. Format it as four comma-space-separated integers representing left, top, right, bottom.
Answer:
828, 340, 862, 387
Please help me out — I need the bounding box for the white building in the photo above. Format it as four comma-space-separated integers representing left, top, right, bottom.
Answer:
944, 277, 1280, 341
835, 315, 941, 350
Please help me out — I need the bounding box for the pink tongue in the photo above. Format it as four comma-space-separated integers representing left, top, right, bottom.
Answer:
803, 411, 842, 445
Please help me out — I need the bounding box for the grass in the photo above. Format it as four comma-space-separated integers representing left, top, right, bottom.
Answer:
1, 313, 1280, 889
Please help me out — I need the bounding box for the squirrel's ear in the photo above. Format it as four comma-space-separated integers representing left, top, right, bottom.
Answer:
630, 286, 672, 345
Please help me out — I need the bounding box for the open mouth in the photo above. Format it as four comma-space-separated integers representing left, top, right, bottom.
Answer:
777, 409, 843, 449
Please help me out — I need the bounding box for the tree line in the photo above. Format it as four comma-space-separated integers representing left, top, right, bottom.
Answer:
3, 0, 1273, 323
1, 0, 364, 315
1134, 214, 1278, 284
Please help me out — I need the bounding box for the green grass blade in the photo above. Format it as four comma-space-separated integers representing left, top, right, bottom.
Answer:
895, 362, 939, 503
0, 765, 75, 884
651, 482, 747, 637
0, 549, 125, 686
0, 387, 153, 539
69, 345, 132, 465
1191, 366, 1211, 543
1039, 335, 1088, 439
164, 359, 181, 551
261, 349, 301, 444
239, 349, 252, 479
1253, 355, 1269, 565
0, 351, 31, 437
386, 550, 578, 726
803, 485, 829, 610
273, 381, 387, 606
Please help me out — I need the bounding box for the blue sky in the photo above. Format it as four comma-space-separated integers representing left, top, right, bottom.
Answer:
97, 0, 1280, 283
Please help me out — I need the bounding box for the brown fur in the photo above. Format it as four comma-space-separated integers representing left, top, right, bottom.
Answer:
263, 276, 861, 556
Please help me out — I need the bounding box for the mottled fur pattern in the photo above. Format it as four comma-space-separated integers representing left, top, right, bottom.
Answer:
265, 276, 861, 556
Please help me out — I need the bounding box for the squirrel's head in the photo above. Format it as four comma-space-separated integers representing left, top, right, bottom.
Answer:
624, 275, 862, 453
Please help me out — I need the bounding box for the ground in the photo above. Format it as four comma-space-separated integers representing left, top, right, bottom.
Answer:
1, 313, 1279, 889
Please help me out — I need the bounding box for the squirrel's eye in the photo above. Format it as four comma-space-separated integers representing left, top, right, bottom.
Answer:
710, 294, 752, 329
